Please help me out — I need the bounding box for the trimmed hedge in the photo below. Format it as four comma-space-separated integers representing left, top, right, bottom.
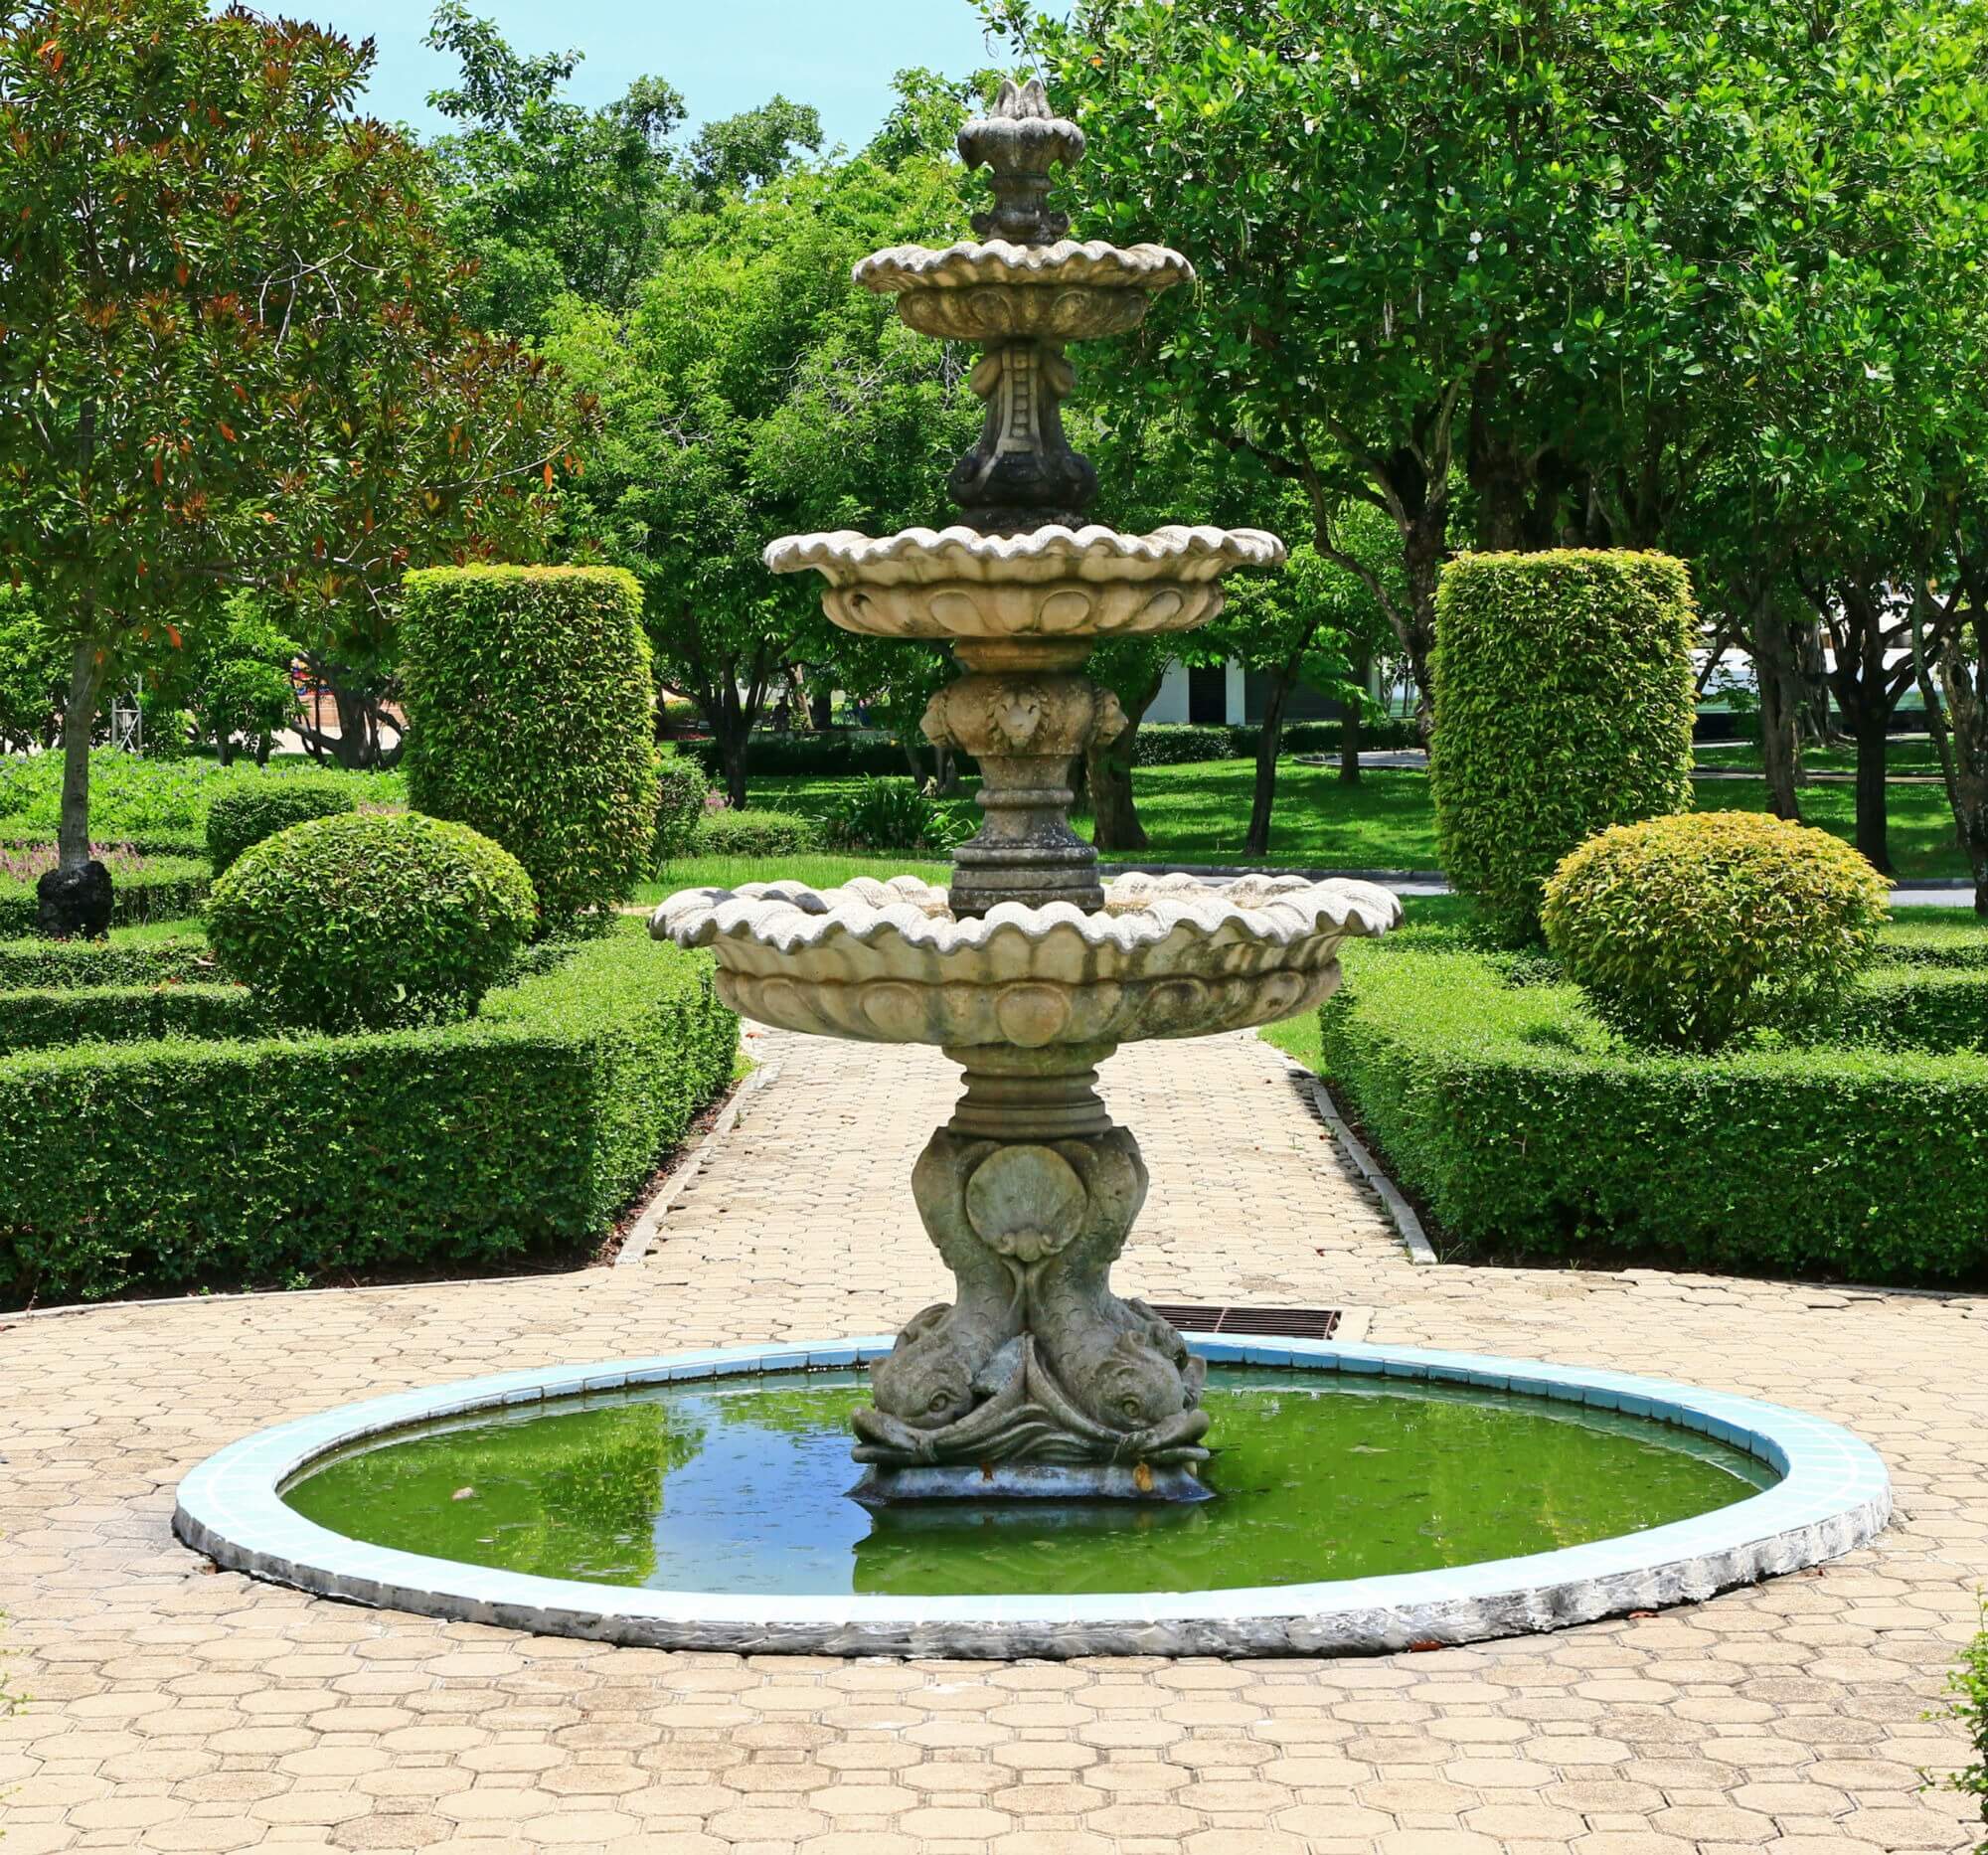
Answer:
686, 731, 914, 779
695, 808, 821, 856
0, 857, 210, 937
207, 778, 356, 875
0, 928, 214, 992
1432, 551, 1697, 941
655, 755, 711, 865
0, 923, 737, 1306
403, 567, 658, 924
1837, 968, 1988, 1052
0, 984, 255, 1055
1317, 944, 1988, 1284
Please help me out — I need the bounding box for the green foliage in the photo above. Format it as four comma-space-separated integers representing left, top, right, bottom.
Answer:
0, 984, 254, 1056
0, 924, 737, 1306
654, 754, 711, 865
422, 3, 820, 338
206, 779, 358, 876
0, 857, 209, 937
683, 732, 919, 780
1433, 552, 1698, 941
402, 567, 658, 924
1316, 944, 1988, 1284
208, 812, 538, 1031
0, 752, 400, 852
821, 778, 967, 855
141, 594, 299, 762
695, 809, 821, 858
1936, 1606, 1988, 1855
0, 585, 67, 755
1543, 811, 1890, 1052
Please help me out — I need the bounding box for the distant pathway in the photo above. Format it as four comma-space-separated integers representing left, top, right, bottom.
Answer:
0, 1027, 1982, 1852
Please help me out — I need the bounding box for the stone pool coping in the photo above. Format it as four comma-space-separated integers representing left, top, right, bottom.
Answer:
173, 1337, 1893, 1660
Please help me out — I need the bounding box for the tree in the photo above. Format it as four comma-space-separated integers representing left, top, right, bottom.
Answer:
423, 5, 821, 340
140, 592, 298, 764
544, 152, 976, 807
1, 0, 590, 870
990, 0, 1725, 721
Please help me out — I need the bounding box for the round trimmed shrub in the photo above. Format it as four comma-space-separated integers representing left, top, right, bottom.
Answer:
1542, 810, 1890, 1052
206, 778, 356, 875
1432, 551, 1698, 943
654, 754, 710, 865
209, 812, 539, 1030
401, 567, 658, 926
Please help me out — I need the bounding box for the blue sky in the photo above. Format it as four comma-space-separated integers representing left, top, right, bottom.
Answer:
327, 0, 1015, 147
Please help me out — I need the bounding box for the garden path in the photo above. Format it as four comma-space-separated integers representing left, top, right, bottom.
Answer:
1, 1026, 1983, 1854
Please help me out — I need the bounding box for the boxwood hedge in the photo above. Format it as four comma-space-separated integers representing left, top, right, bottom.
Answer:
0, 928, 214, 991
1317, 944, 1988, 1284
0, 923, 737, 1307
0, 984, 256, 1055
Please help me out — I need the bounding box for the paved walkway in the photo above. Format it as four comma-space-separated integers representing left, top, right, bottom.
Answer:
2, 1026, 1984, 1854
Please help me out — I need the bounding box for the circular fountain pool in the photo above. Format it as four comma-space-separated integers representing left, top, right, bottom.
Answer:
175, 1337, 1891, 1657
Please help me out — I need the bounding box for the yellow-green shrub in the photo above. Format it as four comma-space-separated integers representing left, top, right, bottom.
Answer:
1542, 810, 1889, 1051
1432, 551, 1697, 941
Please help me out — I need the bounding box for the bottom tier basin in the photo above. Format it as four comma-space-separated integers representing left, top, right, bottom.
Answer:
174, 1337, 1891, 1659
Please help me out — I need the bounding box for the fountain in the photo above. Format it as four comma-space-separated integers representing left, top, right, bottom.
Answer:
654, 77, 1400, 1504
173, 77, 1894, 1658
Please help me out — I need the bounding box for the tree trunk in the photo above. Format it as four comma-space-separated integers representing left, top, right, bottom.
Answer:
1340, 647, 1368, 785
1086, 661, 1168, 854
1086, 731, 1146, 853
1245, 674, 1293, 858
1846, 696, 1892, 874
58, 643, 103, 870
808, 687, 834, 733
1751, 599, 1803, 821
1400, 507, 1445, 738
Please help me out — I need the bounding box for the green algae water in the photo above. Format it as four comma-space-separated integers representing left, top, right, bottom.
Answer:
282, 1369, 1776, 1599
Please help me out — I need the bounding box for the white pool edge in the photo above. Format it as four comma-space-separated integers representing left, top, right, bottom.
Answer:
173, 1336, 1893, 1659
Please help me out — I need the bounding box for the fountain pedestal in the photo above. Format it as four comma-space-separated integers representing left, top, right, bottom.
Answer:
852, 1048, 1212, 1504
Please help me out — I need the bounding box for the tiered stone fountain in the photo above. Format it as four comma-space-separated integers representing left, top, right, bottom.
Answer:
656, 79, 1402, 1504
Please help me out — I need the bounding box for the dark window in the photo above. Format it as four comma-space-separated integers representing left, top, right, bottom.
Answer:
1187, 665, 1228, 725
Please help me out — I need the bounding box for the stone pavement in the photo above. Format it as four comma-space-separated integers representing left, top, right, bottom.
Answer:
2, 1023, 1984, 1855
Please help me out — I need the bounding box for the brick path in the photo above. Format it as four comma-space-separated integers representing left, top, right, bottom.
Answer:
2, 1023, 1983, 1854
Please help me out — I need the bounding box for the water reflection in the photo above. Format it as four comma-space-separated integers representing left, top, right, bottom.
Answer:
285, 1370, 1776, 1600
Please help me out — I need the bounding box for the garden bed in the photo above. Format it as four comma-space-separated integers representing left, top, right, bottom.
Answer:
1307, 919, 1988, 1287
0, 852, 212, 935
0, 920, 738, 1307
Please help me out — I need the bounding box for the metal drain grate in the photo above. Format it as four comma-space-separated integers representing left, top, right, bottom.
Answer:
1147, 1304, 1342, 1340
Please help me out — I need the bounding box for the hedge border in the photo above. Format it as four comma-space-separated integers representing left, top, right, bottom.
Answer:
1316, 944, 1988, 1285
0, 984, 256, 1055
0, 922, 738, 1306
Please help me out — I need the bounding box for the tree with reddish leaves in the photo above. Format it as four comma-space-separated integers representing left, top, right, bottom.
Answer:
0, 0, 592, 883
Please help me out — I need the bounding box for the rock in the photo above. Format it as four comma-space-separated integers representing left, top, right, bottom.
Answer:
36, 860, 113, 940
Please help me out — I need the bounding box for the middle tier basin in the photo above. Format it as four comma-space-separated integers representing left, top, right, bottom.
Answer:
654, 871, 1403, 1049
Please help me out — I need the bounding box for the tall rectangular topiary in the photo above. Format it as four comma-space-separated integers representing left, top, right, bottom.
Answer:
402, 567, 658, 926
1431, 550, 1697, 941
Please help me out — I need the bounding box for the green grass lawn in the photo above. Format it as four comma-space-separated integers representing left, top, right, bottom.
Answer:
636, 852, 952, 907
727, 759, 1970, 881
1695, 739, 1946, 776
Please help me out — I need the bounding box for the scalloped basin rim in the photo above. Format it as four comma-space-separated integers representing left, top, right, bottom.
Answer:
173, 1337, 1892, 1660
765, 523, 1286, 578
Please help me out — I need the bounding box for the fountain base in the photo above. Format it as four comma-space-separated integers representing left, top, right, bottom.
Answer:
849, 1461, 1214, 1506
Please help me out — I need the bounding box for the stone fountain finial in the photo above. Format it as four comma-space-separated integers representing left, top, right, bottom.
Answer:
959, 77, 1085, 246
